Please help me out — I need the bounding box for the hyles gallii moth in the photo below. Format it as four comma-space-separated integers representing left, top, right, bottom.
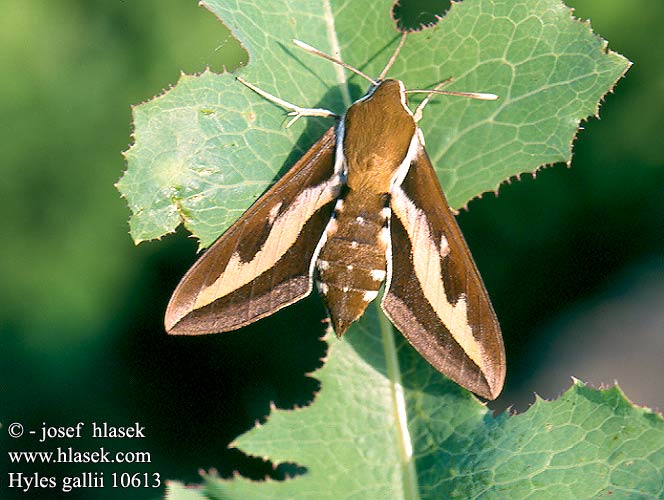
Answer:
165, 36, 506, 400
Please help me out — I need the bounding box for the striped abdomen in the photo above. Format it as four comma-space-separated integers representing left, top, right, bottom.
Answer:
315, 190, 390, 335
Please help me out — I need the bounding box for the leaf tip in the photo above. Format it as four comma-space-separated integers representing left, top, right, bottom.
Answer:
532, 392, 548, 404
199, 467, 219, 479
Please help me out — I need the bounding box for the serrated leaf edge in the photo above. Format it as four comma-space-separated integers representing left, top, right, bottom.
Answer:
457, 2, 632, 211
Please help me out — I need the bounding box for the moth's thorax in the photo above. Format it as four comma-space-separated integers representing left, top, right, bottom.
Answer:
315, 190, 390, 336
343, 79, 417, 194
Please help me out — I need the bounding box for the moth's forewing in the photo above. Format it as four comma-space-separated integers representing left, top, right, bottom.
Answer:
382, 146, 505, 399
166, 128, 339, 335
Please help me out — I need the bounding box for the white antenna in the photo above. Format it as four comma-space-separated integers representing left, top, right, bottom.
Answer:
410, 78, 499, 122
240, 39, 498, 125
292, 39, 376, 85
293, 34, 410, 85
378, 33, 408, 81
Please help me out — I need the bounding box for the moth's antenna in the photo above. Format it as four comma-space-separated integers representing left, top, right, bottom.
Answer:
378, 33, 408, 81
292, 39, 376, 85
409, 78, 499, 122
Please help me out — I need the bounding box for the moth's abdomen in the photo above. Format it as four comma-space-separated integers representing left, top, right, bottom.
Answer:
316, 191, 390, 336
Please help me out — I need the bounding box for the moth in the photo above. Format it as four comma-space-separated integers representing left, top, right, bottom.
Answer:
165, 35, 506, 400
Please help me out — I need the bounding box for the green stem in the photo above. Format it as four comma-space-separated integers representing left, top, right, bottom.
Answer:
376, 301, 420, 500
322, 0, 352, 108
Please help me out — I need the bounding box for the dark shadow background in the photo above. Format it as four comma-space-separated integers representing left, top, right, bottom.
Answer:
1, 1, 662, 498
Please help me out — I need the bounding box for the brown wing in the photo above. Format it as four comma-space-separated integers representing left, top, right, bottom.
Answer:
382, 144, 505, 399
166, 128, 339, 335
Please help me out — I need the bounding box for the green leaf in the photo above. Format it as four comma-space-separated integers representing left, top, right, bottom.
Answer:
165, 482, 209, 500
117, 0, 629, 247
166, 307, 664, 499
116, 0, 646, 497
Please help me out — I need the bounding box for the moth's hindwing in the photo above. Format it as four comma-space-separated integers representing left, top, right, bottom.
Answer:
166, 128, 339, 335
382, 144, 506, 400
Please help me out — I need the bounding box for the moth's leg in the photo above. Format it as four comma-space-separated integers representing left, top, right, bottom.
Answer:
237, 77, 338, 127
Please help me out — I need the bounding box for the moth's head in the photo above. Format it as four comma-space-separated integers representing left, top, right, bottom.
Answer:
364, 78, 407, 104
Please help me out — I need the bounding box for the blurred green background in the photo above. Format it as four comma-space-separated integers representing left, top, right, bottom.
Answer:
1, 1, 662, 498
